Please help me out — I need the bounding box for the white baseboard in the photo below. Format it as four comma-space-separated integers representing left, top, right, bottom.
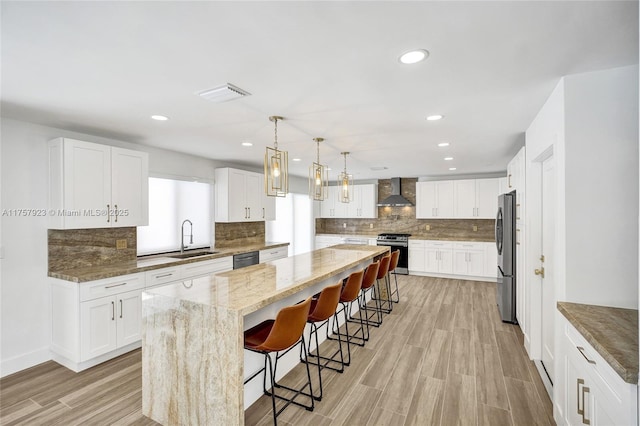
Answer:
51, 341, 141, 373
0, 346, 51, 378
409, 271, 497, 282
533, 359, 554, 398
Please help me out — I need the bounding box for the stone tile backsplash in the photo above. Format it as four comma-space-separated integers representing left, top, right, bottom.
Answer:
215, 221, 265, 248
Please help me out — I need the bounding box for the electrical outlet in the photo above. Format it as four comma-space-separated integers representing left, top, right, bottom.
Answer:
425, 224, 431, 231
343, 223, 347, 228
116, 239, 128, 249
473, 225, 478, 232
369, 223, 373, 229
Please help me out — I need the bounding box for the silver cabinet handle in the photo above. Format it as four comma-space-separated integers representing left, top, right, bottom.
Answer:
105, 282, 127, 289
114, 204, 118, 223
155, 273, 173, 279
262, 208, 265, 218
582, 385, 591, 425
577, 378, 584, 416
577, 347, 596, 364
119, 299, 123, 319
111, 301, 115, 321
248, 207, 251, 218
107, 204, 110, 223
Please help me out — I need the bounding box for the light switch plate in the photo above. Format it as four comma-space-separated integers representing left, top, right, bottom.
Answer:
473, 225, 478, 232
425, 224, 431, 231
116, 239, 128, 249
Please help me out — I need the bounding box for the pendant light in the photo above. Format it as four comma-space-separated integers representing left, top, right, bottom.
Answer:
264, 115, 288, 197
338, 152, 353, 203
309, 138, 328, 201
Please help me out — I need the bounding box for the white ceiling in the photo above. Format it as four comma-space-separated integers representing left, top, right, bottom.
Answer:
2, 1, 637, 180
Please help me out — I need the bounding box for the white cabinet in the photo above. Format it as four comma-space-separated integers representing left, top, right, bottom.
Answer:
425, 241, 453, 274
453, 178, 499, 219
320, 185, 377, 218
315, 235, 343, 249
180, 256, 233, 279
558, 315, 637, 426
453, 242, 485, 276
259, 246, 289, 263
51, 272, 145, 371
48, 138, 149, 229
484, 242, 497, 278
506, 147, 525, 192
215, 168, 274, 222
408, 240, 426, 272
415, 181, 454, 218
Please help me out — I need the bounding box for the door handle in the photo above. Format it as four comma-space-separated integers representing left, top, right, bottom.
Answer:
577, 378, 584, 416
111, 301, 115, 321
581, 385, 591, 425
534, 267, 545, 278
119, 299, 123, 319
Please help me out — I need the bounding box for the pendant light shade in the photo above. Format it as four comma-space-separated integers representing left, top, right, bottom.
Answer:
309, 138, 328, 201
264, 116, 288, 197
338, 152, 353, 203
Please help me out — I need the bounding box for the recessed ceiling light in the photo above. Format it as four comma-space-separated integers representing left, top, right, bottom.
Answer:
427, 115, 443, 121
241, 142, 253, 147
449, 167, 457, 171
151, 115, 168, 121
292, 158, 301, 162
399, 49, 429, 64
438, 142, 450, 147
444, 157, 454, 161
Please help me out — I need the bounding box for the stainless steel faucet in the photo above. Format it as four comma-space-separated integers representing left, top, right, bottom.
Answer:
181, 219, 193, 253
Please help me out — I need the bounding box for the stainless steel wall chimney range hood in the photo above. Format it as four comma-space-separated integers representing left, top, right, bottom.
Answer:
377, 177, 413, 207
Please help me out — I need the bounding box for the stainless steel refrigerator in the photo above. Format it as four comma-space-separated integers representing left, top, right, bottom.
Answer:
496, 191, 517, 323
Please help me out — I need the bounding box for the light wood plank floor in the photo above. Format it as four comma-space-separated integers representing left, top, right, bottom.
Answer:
1, 275, 554, 425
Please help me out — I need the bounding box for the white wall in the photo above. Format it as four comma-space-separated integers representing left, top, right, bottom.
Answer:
0, 117, 307, 376
564, 65, 639, 308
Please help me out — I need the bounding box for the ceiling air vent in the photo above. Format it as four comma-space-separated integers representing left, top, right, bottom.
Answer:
197, 83, 251, 103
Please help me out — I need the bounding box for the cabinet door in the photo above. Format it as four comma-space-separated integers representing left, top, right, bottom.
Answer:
438, 249, 454, 273
485, 243, 498, 278
475, 178, 499, 219
467, 250, 485, 276
566, 348, 593, 426
245, 172, 262, 221
424, 248, 438, 273
80, 296, 117, 360
111, 147, 149, 226
63, 139, 111, 229
228, 169, 248, 222
357, 185, 378, 218
260, 174, 276, 220
116, 290, 142, 347
333, 188, 349, 218
435, 181, 454, 217
409, 247, 426, 272
416, 182, 437, 218
320, 188, 336, 218
454, 180, 476, 218
452, 250, 468, 275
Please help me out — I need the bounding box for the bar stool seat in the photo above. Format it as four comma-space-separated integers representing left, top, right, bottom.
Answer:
244, 297, 314, 425
374, 254, 393, 314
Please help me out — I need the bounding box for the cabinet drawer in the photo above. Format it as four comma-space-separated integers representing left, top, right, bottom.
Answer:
79, 273, 145, 302
453, 242, 484, 250
409, 240, 426, 248
145, 267, 181, 288
425, 241, 454, 249
259, 247, 288, 263
181, 257, 233, 279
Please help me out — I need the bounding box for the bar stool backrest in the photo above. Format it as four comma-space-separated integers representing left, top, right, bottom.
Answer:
340, 269, 364, 303
309, 282, 342, 322
361, 261, 380, 290
258, 297, 312, 352
389, 250, 400, 272
376, 255, 391, 280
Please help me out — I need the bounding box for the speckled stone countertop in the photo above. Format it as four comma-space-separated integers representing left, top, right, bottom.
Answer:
48, 242, 289, 283
558, 302, 638, 384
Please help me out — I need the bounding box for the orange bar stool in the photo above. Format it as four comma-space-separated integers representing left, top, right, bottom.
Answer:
302, 281, 344, 401
328, 269, 365, 366
388, 250, 401, 304
244, 297, 314, 425
374, 254, 393, 314
348, 260, 382, 339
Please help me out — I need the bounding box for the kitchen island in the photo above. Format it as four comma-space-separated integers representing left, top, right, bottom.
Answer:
141, 244, 389, 425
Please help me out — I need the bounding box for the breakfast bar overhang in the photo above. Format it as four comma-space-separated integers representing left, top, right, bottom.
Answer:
141, 244, 389, 425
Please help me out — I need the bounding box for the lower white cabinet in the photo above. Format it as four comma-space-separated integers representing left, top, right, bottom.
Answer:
315, 235, 343, 249
558, 315, 637, 426
452, 242, 485, 276
409, 240, 495, 280
180, 256, 233, 279
51, 272, 145, 372
259, 246, 289, 263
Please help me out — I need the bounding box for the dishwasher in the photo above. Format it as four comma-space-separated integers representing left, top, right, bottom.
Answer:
233, 251, 259, 269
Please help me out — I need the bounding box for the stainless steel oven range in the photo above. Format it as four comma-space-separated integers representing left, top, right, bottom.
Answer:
376, 233, 410, 274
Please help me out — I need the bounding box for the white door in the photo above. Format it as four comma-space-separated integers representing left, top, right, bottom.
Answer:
467, 250, 485, 276
117, 290, 142, 347
80, 296, 117, 361
245, 172, 261, 221
453, 180, 476, 218
541, 156, 556, 382
416, 182, 437, 218
228, 169, 247, 222
111, 147, 148, 226
452, 250, 469, 275
438, 249, 454, 274
435, 181, 455, 217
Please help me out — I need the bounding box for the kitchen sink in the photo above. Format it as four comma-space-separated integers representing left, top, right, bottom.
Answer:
168, 250, 219, 259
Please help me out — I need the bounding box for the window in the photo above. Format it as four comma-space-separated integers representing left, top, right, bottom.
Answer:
137, 177, 212, 255
266, 193, 313, 255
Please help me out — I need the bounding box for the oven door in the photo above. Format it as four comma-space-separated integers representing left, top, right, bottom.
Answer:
376, 241, 409, 274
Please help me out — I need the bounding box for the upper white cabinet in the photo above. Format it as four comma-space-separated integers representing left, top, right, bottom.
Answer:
506, 147, 525, 192
415, 181, 454, 218
48, 138, 149, 229
453, 178, 499, 219
320, 184, 377, 219
215, 168, 274, 222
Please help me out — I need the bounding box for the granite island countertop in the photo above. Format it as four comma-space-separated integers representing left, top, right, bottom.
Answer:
558, 301, 638, 384
48, 241, 289, 283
